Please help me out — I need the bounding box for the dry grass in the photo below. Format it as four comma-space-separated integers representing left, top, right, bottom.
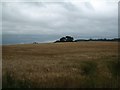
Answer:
2, 41, 119, 88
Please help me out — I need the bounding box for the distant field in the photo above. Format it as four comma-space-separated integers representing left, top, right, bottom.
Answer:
2, 41, 120, 88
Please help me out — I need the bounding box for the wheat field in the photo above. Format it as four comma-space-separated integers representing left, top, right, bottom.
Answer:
2, 41, 120, 88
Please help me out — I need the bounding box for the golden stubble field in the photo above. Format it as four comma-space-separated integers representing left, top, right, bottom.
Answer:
2, 41, 120, 88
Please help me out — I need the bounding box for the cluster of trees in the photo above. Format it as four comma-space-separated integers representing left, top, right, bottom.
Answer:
55, 36, 120, 43
55, 36, 74, 43
33, 42, 39, 44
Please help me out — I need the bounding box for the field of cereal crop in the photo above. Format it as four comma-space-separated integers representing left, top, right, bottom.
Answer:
2, 41, 119, 88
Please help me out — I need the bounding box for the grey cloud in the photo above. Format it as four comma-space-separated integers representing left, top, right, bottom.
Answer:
2, 1, 118, 39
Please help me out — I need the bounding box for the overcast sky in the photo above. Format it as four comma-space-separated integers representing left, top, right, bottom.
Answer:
1, 0, 119, 39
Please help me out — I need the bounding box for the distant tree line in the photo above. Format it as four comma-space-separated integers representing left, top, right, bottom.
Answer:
54, 36, 120, 43
74, 38, 120, 42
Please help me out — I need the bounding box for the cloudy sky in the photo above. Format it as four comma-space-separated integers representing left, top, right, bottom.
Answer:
1, 0, 119, 42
